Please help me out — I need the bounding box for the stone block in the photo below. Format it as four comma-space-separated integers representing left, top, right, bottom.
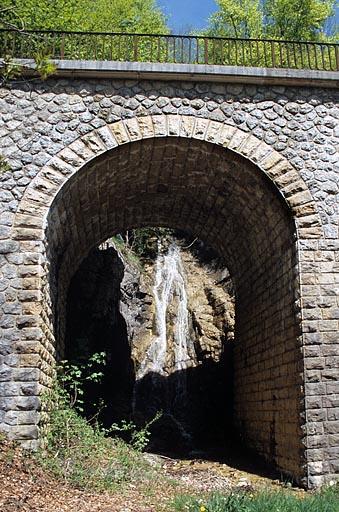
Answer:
124, 117, 142, 141
8, 425, 38, 440
0, 241, 19, 254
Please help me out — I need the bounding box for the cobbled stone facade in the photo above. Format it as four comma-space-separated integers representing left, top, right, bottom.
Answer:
0, 75, 338, 489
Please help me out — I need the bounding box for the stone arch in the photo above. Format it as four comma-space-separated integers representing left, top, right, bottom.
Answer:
13, 114, 322, 240
9, 114, 323, 485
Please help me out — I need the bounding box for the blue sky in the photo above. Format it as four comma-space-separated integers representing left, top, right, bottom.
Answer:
160, 0, 338, 34
160, 0, 217, 33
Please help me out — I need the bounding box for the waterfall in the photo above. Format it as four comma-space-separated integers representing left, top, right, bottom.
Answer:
134, 241, 196, 418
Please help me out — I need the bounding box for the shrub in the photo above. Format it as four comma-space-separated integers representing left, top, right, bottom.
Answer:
37, 354, 159, 490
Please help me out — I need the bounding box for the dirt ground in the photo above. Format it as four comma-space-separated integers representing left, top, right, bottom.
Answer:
0, 438, 304, 512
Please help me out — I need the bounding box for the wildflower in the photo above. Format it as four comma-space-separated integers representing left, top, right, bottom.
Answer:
199, 506, 207, 512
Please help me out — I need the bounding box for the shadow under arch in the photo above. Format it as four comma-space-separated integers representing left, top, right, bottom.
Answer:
42, 135, 304, 482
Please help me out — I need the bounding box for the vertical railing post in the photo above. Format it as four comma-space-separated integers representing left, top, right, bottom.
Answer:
270, 40, 276, 68
11, 30, 16, 56
60, 32, 65, 59
204, 38, 208, 64
335, 45, 339, 71
133, 35, 138, 61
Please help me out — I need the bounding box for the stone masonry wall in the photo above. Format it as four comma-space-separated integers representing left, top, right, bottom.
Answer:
0, 77, 338, 488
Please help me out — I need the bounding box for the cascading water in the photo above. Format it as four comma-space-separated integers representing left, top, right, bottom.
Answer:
133, 242, 197, 446
136, 242, 196, 380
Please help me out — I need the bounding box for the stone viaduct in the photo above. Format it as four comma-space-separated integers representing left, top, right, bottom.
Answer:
0, 55, 338, 489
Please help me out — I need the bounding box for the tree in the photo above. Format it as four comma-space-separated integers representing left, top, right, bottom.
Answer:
0, 0, 168, 34
206, 0, 337, 41
206, 0, 263, 38
264, 0, 336, 41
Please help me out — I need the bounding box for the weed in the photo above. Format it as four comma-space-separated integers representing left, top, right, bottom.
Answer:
110, 411, 162, 452
33, 51, 56, 79
0, 154, 11, 174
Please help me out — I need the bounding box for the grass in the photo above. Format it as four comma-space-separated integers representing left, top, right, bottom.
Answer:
36, 387, 158, 492
172, 486, 339, 512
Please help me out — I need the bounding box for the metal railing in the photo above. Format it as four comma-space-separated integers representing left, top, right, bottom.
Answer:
1, 29, 338, 71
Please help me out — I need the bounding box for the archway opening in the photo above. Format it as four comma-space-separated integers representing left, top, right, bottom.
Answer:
44, 136, 302, 480
64, 230, 235, 456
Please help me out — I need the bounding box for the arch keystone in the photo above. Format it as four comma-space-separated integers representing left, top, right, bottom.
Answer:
167, 114, 181, 136
152, 115, 167, 137
124, 118, 142, 141
137, 116, 154, 138
180, 116, 196, 138
109, 121, 130, 145
193, 118, 209, 139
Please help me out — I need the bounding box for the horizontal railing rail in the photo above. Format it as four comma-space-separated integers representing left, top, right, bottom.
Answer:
0, 29, 338, 71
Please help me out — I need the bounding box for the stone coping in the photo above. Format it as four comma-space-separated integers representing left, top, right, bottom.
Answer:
16, 59, 339, 88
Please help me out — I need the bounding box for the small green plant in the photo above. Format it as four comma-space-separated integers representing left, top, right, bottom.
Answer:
173, 493, 248, 512
112, 227, 174, 264
0, 52, 55, 86
0, 55, 22, 85
111, 234, 144, 270
33, 51, 56, 79
57, 351, 106, 413
0, 154, 11, 174
110, 410, 162, 452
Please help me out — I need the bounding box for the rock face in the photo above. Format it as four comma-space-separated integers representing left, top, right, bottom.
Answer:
182, 244, 235, 362
117, 239, 235, 372
65, 235, 235, 452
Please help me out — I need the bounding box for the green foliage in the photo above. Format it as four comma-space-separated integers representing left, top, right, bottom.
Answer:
1, 0, 168, 68
110, 411, 162, 452
33, 51, 57, 79
206, 0, 337, 41
38, 353, 159, 490
206, 0, 263, 38
56, 351, 106, 413
114, 228, 174, 260
0, 55, 22, 85
265, 0, 336, 41
0, 0, 168, 34
172, 486, 339, 512
39, 393, 153, 490
0, 50, 55, 85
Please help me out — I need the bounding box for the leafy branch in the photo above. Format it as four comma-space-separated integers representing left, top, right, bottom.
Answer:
56, 351, 107, 413
109, 411, 162, 452
0, 52, 56, 86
